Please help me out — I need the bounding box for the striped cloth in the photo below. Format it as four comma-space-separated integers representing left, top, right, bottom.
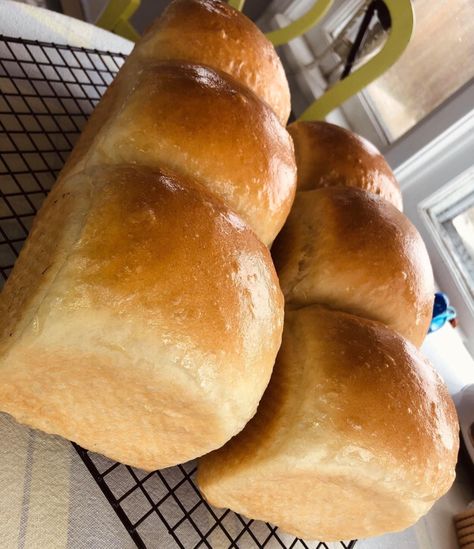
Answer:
0, 412, 134, 549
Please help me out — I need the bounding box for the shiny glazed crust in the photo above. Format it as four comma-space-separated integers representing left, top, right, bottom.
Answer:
139, 0, 291, 124
288, 121, 403, 210
197, 306, 459, 541
272, 187, 434, 347
0, 166, 284, 470
75, 61, 296, 247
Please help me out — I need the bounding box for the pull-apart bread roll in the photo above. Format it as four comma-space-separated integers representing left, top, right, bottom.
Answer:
272, 187, 434, 347
0, 166, 284, 471
63, 61, 296, 247
82, 62, 296, 246
288, 121, 403, 210
138, 0, 291, 125
198, 306, 459, 541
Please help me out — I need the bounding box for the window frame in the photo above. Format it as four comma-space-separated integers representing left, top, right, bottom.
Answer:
419, 167, 474, 318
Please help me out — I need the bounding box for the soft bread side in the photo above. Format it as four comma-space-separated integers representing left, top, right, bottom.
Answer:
197, 120, 458, 541
0, 0, 294, 470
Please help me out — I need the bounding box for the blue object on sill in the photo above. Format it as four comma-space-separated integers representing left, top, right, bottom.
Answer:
429, 292, 457, 334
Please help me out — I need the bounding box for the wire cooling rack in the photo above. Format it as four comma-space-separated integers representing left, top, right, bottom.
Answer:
0, 35, 357, 549
0, 35, 123, 282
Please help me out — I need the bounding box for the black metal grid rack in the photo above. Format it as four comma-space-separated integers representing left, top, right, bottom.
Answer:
0, 35, 357, 549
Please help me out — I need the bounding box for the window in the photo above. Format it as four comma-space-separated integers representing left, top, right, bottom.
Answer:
364, 0, 474, 141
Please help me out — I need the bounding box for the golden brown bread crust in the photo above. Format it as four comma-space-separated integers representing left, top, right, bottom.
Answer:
65, 61, 296, 247
272, 187, 434, 347
288, 121, 403, 210
139, 0, 291, 124
197, 306, 459, 541
0, 166, 284, 470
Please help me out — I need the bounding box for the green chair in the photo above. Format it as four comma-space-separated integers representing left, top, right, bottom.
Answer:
96, 0, 141, 42
260, 0, 414, 120
265, 0, 333, 46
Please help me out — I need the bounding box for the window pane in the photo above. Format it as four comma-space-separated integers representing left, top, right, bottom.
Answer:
423, 167, 474, 303
365, 0, 474, 140
453, 209, 474, 259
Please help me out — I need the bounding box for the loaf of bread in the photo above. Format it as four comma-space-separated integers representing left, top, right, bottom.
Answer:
198, 306, 459, 541
0, 1, 294, 470
288, 121, 403, 210
272, 187, 434, 347
197, 122, 458, 540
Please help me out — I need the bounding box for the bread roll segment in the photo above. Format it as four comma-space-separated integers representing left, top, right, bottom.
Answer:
59, 1, 297, 247
0, 166, 284, 470
288, 121, 403, 210
272, 187, 434, 347
139, 0, 291, 124
197, 306, 459, 541
83, 61, 296, 246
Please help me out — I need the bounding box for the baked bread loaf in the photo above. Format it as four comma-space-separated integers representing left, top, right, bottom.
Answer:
139, 0, 291, 125
288, 121, 403, 210
198, 305, 459, 541
0, 1, 293, 470
272, 187, 434, 347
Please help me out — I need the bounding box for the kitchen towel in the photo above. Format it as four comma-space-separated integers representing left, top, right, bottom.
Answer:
0, 412, 134, 549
